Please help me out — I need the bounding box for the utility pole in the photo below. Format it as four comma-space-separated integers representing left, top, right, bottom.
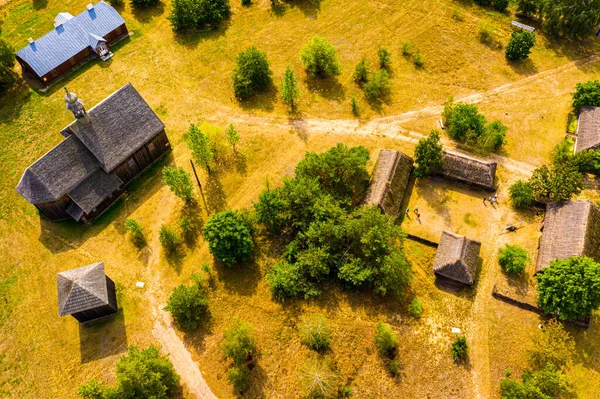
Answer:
190, 159, 208, 213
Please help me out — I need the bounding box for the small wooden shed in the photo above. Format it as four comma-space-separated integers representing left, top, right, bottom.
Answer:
57, 262, 118, 323
433, 231, 481, 287
363, 149, 414, 217
574, 106, 600, 153
438, 152, 497, 191
535, 200, 600, 273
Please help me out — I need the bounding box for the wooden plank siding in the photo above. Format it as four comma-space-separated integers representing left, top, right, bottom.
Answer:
35, 195, 73, 221
112, 129, 170, 184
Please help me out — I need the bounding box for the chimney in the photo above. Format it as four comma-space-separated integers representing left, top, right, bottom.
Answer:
28, 37, 34, 44
87, 3, 94, 10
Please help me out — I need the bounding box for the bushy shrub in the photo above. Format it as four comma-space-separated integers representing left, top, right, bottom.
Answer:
162, 166, 194, 202
187, 123, 215, 174
352, 57, 370, 84
203, 210, 254, 266
298, 313, 331, 351
477, 120, 507, 153
378, 46, 391, 70
413, 50, 424, 67
298, 359, 339, 399
389, 359, 400, 376
164, 277, 209, 330
77, 379, 104, 399
451, 335, 468, 362
498, 244, 530, 275
493, 0, 509, 12
169, 0, 231, 31
414, 130, 444, 178
409, 298, 423, 317
350, 97, 359, 116
445, 102, 486, 141
373, 322, 398, 357
131, 0, 159, 8
300, 36, 341, 78
232, 47, 272, 99
227, 365, 249, 392
109, 0, 124, 6
124, 218, 146, 247
221, 318, 257, 365
572, 80, 600, 109
159, 224, 181, 253
401, 41, 413, 56
363, 69, 390, 102
508, 180, 535, 209
505, 31, 536, 61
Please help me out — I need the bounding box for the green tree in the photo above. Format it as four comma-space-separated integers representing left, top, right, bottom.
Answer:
162, 166, 194, 202
232, 46, 272, 99
298, 359, 339, 399
377, 46, 391, 70
114, 345, 180, 399
478, 120, 507, 153
124, 218, 146, 247
221, 318, 257, 365
493, 0, 509, 11
516, 0, 539, 18
298, 313, 331, 351
159, 224, 181, 253
363, 69, 390, 102
536, 256, 600, 320
528, 319, 575, 371
131, 0, 159, 7
414, 130, 444, 178
164, 277, 209, 330
225, 123, 240, 153
445, 103, 486, 141
505, 31, 537, 61
498, 244, 530, 275
373, 322, 398, 357
168, 0, 231, 32
300, 36, 341, 78
474, 0, 491, 4
451, 335, 469, 362
280, 66, 300, 111
227, 365, 249, 392
0, 39, 16, 92
539, 0, 600, 40
409, 298, 423, 317
350, 97, 359, 116
413, 50, 424, 67
508, 179, 535, 209
529, 163, 583, 203
77, 380, 104, 399
572, 80, 600, 109
203, 210, 254, 266
352, 57, 370, 84
187, 124, 214, 174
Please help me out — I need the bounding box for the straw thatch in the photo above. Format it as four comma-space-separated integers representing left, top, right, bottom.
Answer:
535, 200, 600, 273
433, 231, 481, 286
363, 149, 413, 216
437, 152, 497, 191
574, 106, 600, 153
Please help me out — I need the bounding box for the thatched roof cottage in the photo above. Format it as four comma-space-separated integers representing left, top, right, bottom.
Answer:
16, 83, 170, 223
433, 231, 481, 286
574, 106, 600, 153
536, 200, 600, 273
57, 262, 118, 323
438, 152, 497, 191
363, 149, 413, 217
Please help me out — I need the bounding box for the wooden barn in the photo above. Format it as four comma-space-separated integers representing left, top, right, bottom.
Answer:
433, 231, 481, 287
363, 149, 414, 216
536, 200, 600, 273
57, 262, 118, 324
16, 83, 170, 223
16, 2, 128, 86
574, 106, 600, 153
437, 152, 497, 191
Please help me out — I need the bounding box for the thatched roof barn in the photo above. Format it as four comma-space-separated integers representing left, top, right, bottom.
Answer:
574, 106, 600, 153
363, 149, 413, 217
57, 262, 118, 323
16, 83, 170, 223
433, 231, 481, 286
438, 152, 497, 191
536, 200, 600, 273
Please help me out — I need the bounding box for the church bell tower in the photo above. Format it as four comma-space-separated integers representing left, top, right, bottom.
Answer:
64, 87, 91, 125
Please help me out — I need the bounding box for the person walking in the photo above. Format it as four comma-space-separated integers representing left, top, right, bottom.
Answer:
414, 206, 419, 214
405, 208, 410, 219
416, 213, 421, 222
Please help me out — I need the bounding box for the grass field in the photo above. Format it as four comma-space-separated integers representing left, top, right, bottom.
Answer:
1, 0, 600, 397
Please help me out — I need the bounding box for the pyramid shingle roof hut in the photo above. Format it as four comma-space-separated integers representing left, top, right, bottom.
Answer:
433, 231, 481, 286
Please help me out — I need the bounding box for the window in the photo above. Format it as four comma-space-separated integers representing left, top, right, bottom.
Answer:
50, 69, 58, 77
127, 158, 136, 168
115, 26, 122, 35
83, 48, 90, 56
148, 143, 155, 151
69, 57, 76, 65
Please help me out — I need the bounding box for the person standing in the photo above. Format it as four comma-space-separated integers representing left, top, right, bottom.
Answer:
414, 206, 419, 214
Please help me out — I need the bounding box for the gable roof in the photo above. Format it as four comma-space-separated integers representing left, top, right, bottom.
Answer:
536, 200, 600, 272
16, 134, 100, 204
16, 2, 124, 77
363, 149, 413, 216
57, 262, 110, 316
433, 231, 481, 285
574, 106, 600, 153
61, 83, 165, 171
67, 169, 123, 215
438, 152, 497, 191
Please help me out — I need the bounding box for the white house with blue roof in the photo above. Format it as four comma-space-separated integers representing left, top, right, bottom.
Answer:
16, 2, 128, 86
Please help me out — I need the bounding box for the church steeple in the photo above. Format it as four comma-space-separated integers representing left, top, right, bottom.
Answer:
64, 87, 91, 124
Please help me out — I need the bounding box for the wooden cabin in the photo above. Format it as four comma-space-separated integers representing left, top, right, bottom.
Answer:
16, 83, 170, 223
536, 200, 600, 273
363, 149, 414, 217
437, 152, 497, 191
16, 2, 128, 86
433, 231, 481, 287
57, 262, 118, 324
574, 106, 600, 153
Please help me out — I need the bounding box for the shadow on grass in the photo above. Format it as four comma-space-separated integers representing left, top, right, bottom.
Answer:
205, 173, 228, 214
32, 0, 48, 10
173, 18, 231, 49
504, 270, 530, 296
79, 309, 127, 364
0, 80, 31, 124
244, 362, 268, 398
165, 246, 186, 274
507, 58, 539, 76
213, 256, 262, 296
179, 200, 204, 247
287, 113, 310, 142
132, 2, 166, 23
182, 310, 215, 355
305, 75, 345, 101
238, 82, 278, 113
570, 317, 600, 374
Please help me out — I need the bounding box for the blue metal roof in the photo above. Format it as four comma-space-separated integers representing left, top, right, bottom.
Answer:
16, 2, 125, 77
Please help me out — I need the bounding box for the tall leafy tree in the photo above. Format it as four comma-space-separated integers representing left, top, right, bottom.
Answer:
187, 124, 214, 174
414, 130, 444, 178
232, 47, 272, 99
225, 123, 240, 153
529, 162, 583, 203
536, 256, 600, 320
539, 0, 600, 40
445, 102, 486, 141
572, 80, 600, 109
169, 0, 231, 31
203, 210, 254, 266
164, 276, 209, 330
280, 66, 300, 111
352, 57, 370, 84
162, 166, 194, 201
300, 36, 341, 78
0, 39, 16, 92
505, 31, 536, 61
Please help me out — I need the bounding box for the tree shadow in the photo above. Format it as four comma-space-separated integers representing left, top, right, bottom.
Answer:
173, 18, 231, 49
305, 75, 345, 101
234, 152, 248, 175
238, 82, 278, 113
32, 0, 48, 10
213, 255, 262, 296
182, 310, 215, 354
283, 0, 321, 18
243, 362, 268, 398
570, 316, 600, 374
504, 270, 530, 296
413, 178, 452, 227
79, 309, 127, 364
131, 1, 166, 23
165, 246, 186, 274
507, 58, 539, 76
180, 200, 205, 247
287, 114, 309, 142
205, 173, 228, 214
0, 80, 31, 124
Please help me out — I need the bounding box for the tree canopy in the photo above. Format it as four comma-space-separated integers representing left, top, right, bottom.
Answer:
572, 80, 600, 109
169, 0, 230, 31
505, 31, 536, 61
187, 124, 215, 173
498, 244, 530, 275
280, 66, 300, 111
0, 39, 16, 92
203, 210, 254, 266
162, 166, 194, 202
300, 36, 341, 78
232, 47, 272, 99
414, 130, 444, 178
536, 256, 600, 320
164, 276, 209, 330
529, 162, 583, 203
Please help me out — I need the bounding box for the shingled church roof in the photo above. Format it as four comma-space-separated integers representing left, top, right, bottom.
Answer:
57, 262, 110, 316
433, 231, 481, 285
